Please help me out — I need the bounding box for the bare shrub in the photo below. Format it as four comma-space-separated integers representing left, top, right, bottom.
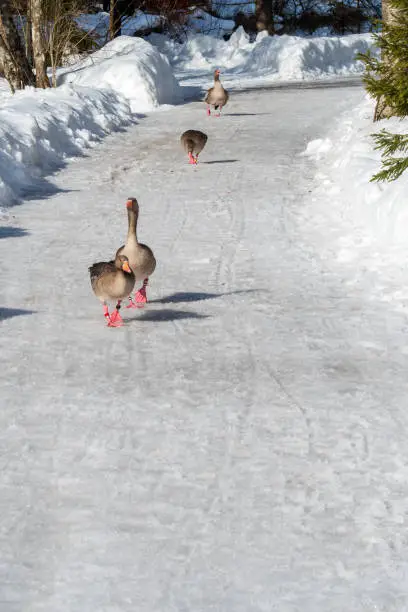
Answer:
42, 0, 97, 86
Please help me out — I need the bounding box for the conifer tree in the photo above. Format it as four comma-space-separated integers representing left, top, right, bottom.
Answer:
358, 0, 408, 181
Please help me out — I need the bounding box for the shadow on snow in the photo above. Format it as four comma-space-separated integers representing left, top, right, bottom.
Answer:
0, 226, 29, 239
202, 159, 239, 165
150, 289, 260, 304
8, 121, 135, 210
222, 113, 259, 116
129, 308, 209, 323
0, 307, 36, 321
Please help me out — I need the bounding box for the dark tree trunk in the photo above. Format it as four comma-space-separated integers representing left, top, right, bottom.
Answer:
110, 0, 121, 38
255, 0, 275, 34
25, 0, 33, 66
30, 0, 50, 88
0, 0, 36, 92
374, 0, 397, 121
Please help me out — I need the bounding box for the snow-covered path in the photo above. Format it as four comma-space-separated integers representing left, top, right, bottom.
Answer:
2, 85, 408, 611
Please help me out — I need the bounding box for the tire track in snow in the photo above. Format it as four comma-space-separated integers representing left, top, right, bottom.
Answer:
6, 84, 399, 611
211, 124, 246, 293
171, 132, 263, 584
153, 122, 256, 599
264, 360, 316, 458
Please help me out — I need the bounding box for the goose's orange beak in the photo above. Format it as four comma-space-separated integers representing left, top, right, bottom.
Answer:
122, 261, 132, 273
126, 199, 133, 209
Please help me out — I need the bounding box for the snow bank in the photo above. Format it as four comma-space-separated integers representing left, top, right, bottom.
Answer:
150, 28, 375, 87
59, 36, 181, 113
240, 31, 373, 80
0, 37, 181, 213
0, 86, 131, 212
304, 96, 408, 252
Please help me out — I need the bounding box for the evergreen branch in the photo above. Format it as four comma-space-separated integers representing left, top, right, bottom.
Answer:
359, 0, 408, 181
371, 156, 408, 181
372, 129, 408, 155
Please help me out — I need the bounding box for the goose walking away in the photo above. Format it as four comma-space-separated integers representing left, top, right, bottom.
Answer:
89, 254, 135, 327
180, 130, 208, 164
204, 69, 229, 116
116, 197, 156, 308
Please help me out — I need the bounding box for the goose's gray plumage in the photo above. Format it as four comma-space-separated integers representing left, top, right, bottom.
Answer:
180, 129, 208, 164
116, 197, 156, 307
89, 254, 135, 302
89, 253, 135, 326
204, 69, 229, 115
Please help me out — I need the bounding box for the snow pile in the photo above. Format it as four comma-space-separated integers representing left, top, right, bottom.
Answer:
304, 95, 408, 252
0, 37, 181, 212
149, 27, 253, 74
241, 32, 373, 80
59, 36, 182, 113
150, 28, 375, 87
0, 86, 131, 211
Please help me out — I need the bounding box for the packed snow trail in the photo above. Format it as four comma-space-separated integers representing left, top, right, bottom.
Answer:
2, 85, 408, 612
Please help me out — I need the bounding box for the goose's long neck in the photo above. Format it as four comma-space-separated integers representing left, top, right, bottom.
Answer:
127, 208, 138, 243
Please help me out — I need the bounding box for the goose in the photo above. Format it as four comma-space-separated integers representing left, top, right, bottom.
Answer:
116, 197, 156, 308
180, 130, 208, 164
89, 254, 135, 327
204, 69, 229, 116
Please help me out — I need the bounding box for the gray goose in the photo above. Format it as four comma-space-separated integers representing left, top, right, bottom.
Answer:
180, 130, 208, 164
204, 69, 229, 116
89, 254, 135, 327
116, 197, 156, 308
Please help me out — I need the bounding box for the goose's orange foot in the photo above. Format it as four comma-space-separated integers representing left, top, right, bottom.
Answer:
206, 107, 211, 116
108, 318, 123, 327
108, 309, 123, 327
188, 152, 197, 165
103, 305, 113, 324
132, 279, 149, 308
108, 318, 122, 326
135, 290, 147, 308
